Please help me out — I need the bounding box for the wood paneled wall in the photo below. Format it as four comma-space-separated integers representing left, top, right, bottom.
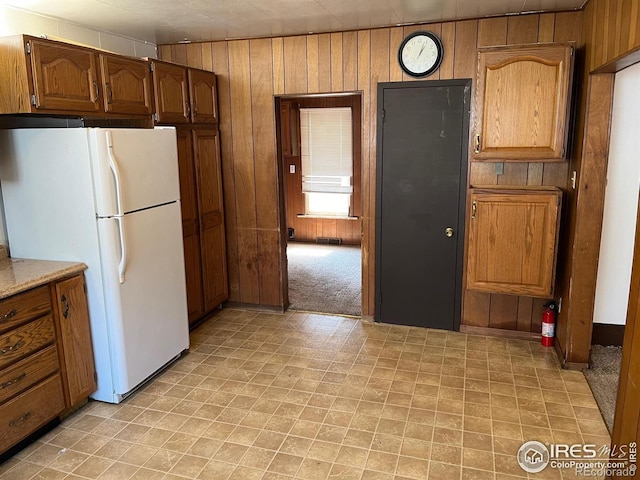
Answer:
554, 0, 640, 367
159, 11, 581, 317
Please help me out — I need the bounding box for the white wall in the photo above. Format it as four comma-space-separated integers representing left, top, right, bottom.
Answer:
593, 61, 640, 325
0, 5, 156, 58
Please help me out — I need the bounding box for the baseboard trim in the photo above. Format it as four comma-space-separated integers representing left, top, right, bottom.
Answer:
225, 302, 286, 313
460, 325, 541, 341
591, 323, 625, 347
554, 340, 588, 370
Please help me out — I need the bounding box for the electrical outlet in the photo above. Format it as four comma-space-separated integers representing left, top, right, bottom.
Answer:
289, 164, 296, 174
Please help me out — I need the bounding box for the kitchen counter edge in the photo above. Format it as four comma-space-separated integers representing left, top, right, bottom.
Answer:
0, 257, 87, 300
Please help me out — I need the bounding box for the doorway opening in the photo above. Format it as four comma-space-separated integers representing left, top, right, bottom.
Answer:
588, 62, 640, 433
275, 93, 363, 317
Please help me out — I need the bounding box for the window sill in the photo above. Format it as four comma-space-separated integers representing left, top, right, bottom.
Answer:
296, 214, 360, 220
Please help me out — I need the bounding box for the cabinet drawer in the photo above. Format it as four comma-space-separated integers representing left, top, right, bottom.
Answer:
0, 374, 64, 452
0, 345, 59, 404
0, 315, 55, 370
0, 286, 51, 334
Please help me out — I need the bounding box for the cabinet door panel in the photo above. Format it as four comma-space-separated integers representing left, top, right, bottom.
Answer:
176, 129, 204, 323
30, 39, 100, 112
467, 189, 561, 297
189, 70, 218, 124
100, 55, 153, 115
474, 43, 573, 160
153, 62, 190, 124
193, 130, 228, 310
54, 275, 96, 407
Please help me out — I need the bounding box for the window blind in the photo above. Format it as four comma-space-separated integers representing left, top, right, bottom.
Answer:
300, 107, 353, 194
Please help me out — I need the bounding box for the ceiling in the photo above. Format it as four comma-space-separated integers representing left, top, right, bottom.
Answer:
0, 0, 587, 45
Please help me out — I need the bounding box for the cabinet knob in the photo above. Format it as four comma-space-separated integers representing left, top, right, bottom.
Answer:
445, 227, 454, 238
0, 309, 17, 323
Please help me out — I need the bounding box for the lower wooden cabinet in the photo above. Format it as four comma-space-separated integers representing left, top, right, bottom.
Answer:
53, 275, 96, 407
466, 187, 562, 297
176, 127, 228, 325
0, 272, 95, 455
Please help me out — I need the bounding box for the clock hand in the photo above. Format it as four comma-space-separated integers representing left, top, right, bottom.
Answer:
417, 43, 425, 59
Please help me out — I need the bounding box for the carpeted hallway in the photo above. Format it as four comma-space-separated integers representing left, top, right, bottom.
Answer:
584, 345, 622, 433
287, 242, 361, 317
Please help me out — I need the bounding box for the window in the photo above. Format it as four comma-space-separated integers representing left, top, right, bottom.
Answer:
300, 107, 353, 217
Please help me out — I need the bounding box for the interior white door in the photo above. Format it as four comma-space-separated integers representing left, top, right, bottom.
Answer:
97, 201, 189, 396
90, 127, 181, 216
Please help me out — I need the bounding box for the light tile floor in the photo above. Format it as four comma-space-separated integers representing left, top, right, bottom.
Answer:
0, 309, 611, 479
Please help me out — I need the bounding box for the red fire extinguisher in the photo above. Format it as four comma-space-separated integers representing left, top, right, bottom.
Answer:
542, 302, 556, 347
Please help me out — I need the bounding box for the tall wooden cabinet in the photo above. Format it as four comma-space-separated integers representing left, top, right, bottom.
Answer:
473, 43, 574, 161
152, 61, 228, 325
466, 187, 562, 298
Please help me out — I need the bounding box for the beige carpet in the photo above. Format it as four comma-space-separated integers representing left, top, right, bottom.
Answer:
584, 345, 622, 433
287, 242, 361, 316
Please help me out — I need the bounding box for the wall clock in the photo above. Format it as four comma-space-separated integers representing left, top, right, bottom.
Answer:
398, 31, 443, 78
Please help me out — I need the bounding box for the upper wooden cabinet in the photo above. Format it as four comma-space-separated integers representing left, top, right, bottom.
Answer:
189, 69, 218, 124
473, 43, 574, 161
99, 54, 153, 115
151, 61, 218, 125
28, 38, 101, 113
151, 61, 190, 124
0, 35, 153, 117
466, 187, 562, 297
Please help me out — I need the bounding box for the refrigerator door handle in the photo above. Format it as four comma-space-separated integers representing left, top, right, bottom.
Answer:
115, 216, 127, 284
105, 131, 124, 216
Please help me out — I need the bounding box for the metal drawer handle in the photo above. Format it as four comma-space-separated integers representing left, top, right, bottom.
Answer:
0, 341, 24, 355
106, 82, 113, 104
61, 294, 70, 319
9, 411, 31, 428
0, 309, 17, 323
1, 372, 26, 389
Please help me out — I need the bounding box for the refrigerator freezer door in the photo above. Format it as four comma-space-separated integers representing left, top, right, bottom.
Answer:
89, 127, 181, 217
96, 201, 189, 397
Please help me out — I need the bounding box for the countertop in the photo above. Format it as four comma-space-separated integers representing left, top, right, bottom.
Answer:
0, 246, 87, 299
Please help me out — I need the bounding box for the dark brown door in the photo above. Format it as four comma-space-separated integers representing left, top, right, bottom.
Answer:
193, 129, 228, 311
375, 80, 470, 329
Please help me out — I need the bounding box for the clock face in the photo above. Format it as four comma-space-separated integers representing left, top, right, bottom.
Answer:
399, 31, 443, 77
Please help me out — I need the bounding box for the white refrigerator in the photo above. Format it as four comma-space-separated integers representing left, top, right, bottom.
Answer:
0, 127, 190, 403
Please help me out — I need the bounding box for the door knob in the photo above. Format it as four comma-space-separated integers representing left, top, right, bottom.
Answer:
445, 227, 454, 237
